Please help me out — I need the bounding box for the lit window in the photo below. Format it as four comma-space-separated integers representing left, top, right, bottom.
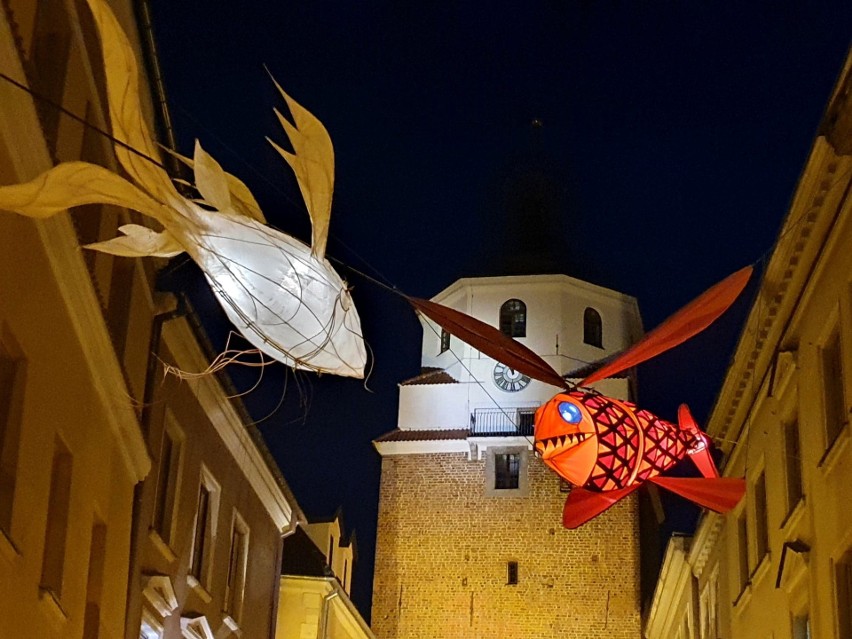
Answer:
41, 437, 73, 599
495, 453, 520, 490
583, 307, 603, 347
822, 329, 847, 453
440, 329, 450, 353
224, 514, 249, 623
0, 329, 26, 536
499, 300, 526, 338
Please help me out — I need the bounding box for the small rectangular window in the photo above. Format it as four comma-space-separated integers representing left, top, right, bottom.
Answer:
225, 514, 249, 623
822, 329, 847, 452
836, 552, 852, 638
440, 329, 450, 353
784, 418, 803, 514
753, 472, 769, 565
0, 329, 26, 536
507, 561, 518, 585
737, 512, 749, 592
152, 422, 182, 543
82, 519, 107, 639
41, 437, 73, 598
495, 453, 519, 490
792, 614, 811, 639
189, 471, 219, 588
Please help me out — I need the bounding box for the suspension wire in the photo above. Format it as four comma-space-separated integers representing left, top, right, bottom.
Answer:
0, 70, 168, 170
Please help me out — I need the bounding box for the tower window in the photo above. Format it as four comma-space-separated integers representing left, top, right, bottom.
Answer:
440, 329, 450, 353
499, 299, 526, 337
494, 453, 520, 489
507, 561, 519, 585
584, 307, 603, 348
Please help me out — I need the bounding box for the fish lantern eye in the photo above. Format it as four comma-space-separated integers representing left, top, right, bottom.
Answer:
558, 401, 582, 424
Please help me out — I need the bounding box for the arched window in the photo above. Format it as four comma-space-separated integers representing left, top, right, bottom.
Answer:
584, 307, 602, 347
499, 299, 526, 337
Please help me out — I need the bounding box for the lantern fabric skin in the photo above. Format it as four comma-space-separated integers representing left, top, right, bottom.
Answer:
535, 393, 744, 528
0, 0, 366, 378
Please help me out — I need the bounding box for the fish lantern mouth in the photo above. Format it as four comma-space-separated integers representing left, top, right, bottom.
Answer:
534, 395, 597, 461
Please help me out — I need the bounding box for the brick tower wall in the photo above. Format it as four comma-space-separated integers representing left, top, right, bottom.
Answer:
372, 452, 641, 639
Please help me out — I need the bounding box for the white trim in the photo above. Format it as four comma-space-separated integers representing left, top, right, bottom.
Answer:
141, 574, 178, 618
162, 318, 295, 531
180, 615, 214, 639
373, 439, 470, 456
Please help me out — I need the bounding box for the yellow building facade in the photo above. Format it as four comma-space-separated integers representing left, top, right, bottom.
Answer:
277, 515, 374, 639
0, 1, 303, 638
646, 49, 852, 639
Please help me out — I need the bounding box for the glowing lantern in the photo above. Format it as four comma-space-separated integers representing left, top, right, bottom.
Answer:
412, 267, 752, 527
0, 0, 365, 378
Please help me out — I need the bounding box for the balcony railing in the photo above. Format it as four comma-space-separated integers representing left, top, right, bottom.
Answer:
469, 406, 538, 437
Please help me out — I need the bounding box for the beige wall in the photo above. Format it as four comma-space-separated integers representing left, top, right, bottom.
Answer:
278, 576, 375, 639
372, 452, 640, 639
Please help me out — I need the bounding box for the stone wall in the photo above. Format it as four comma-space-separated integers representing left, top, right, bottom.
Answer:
372, 452, 641, 639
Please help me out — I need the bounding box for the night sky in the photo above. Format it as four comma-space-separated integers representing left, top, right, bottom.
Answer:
150, 1, 851, 618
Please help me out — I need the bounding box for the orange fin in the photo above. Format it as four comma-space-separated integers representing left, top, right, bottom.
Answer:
678, 404, 719, 478
563, 485, 640, 529
650, 476, 745, 513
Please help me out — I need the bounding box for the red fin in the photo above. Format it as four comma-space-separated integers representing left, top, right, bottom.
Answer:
650, 476, 745, 513
581, 266, 752, 386
563, 485, 639, 529
678, 404, 719, 478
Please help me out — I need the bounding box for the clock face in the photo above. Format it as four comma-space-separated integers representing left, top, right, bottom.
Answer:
492, 363, 531, 392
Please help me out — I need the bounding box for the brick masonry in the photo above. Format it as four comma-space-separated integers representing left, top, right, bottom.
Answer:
372, 452, 642, 638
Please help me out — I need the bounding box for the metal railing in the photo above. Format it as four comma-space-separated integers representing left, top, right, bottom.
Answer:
469, 406, 538, 437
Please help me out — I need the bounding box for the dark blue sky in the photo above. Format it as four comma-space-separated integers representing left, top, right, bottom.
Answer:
150, 1, 851, 618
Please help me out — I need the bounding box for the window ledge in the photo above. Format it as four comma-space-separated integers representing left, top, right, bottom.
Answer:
187, 575, 213, 604
733, 582, 752, 612
223, 615, 241, 634
818, 422, 849, 472
38, 587, 69, 624
781, 497, 807, 533
148, 527, 177, 564
0, 527, 20, 565
750, 552, 772, 588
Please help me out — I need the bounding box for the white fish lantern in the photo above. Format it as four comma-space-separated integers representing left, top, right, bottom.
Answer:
0, 0, 366, 378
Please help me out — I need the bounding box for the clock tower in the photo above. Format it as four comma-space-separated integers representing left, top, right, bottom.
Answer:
372, 274, 645, 639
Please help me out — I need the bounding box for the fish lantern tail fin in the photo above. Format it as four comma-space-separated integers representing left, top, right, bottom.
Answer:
678, 404, 719, 478
562, 485, 640, 529
649, 476, 745, 514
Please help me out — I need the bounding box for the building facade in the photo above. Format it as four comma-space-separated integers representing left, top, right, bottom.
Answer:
645, 49, 852, 639
278, 514, 374, 639
372, 274, 645, 638
0, 1, 302, 638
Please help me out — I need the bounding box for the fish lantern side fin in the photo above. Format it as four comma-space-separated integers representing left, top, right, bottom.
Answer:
562, 485, 640, 529
581, 266, 753, 386
649, 476, 746, 513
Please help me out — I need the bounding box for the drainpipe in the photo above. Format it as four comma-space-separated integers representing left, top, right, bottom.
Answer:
318, 588, 340, 639
123, 292, 186, 639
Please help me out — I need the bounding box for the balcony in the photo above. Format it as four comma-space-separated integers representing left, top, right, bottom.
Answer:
469, 406, 538, 437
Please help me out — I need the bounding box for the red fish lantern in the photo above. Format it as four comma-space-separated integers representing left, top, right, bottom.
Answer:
409, 267, 751, 528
